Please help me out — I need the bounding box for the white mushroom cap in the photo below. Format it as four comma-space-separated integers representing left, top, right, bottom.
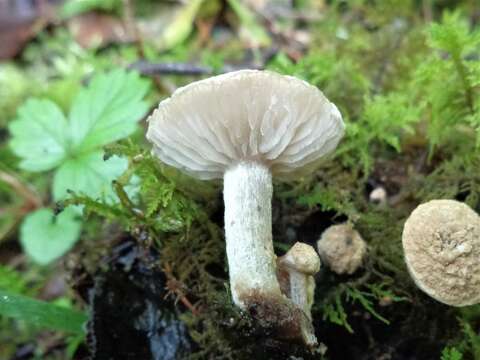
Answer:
317, 224, 367, 275
146, 70, 344, 180
402, 199, 480, 306
279, 242, 321, 275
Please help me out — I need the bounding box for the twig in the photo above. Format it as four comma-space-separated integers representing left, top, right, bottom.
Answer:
129, 61, 212, 76
0, 171, 42, 209
163, 263, 200, 316
128, 60, 263, 77
0, 171, 42, 241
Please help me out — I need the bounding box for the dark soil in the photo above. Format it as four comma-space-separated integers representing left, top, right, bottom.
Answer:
76, 239, 194, 360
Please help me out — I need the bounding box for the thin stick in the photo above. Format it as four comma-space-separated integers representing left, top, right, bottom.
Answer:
0, 171, 41, 208
128, 60, 263, 76
163, 263, 200, 316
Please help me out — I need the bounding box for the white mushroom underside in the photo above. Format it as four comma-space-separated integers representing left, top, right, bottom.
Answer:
146, 70, 344, 179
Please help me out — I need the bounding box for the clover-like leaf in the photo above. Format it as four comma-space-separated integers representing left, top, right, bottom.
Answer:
9, 69, 148, 265
8, 99, 70, 172
69, 69, 149, 153
20, 207, 82, 265
52, 152, 128, 201
9, 69, 149, 171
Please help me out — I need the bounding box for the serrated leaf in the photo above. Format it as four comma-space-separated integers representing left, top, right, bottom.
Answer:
69, 69, 149, 153
9, 69, 149, 174
0, 290, 87, 334
8, 99, 69, 172
53, 152, 128, 201
20, 207, 82, 265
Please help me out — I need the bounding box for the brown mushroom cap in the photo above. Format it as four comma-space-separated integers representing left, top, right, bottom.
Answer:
403, 199, 480, 306
146, 70, 344, 180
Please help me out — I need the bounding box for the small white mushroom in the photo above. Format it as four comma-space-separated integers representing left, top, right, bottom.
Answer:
402, 199, 480, 306
317, 224, 367, 275
277, 242, 320, 347
369, 186, 387, 206
146, 70, 344, 342
278, 242, 320, 318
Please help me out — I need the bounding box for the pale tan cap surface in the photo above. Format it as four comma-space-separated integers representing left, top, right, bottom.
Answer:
280, 242, 321, 275
146, 70, 344, 180
403, 199, 480, 306
317, 223, 367, 275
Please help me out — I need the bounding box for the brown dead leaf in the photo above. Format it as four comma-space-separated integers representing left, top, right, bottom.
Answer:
67, 12, 131, 49
0, 0, 54, 59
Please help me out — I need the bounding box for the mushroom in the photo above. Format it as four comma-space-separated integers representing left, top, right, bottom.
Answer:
317, 223, 367, 275
146, 70, 344, 340
402, 199, 480, 306
369, 186, 387, 206
277, 242, 320, 319
277, 243, 321, 346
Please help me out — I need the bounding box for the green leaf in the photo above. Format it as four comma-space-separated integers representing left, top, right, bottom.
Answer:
69, 69, 149, 153
9, 69, 149, 171
9, 69, 148, 207
53, 152, 128, 201
20, 207, 82, 265
8, 99, 69, 172
158, 0, 205, 51
0, 290, 87, 334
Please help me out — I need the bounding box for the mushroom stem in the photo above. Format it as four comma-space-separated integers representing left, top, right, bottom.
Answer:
224, 161, 282, 307
288, 271, 315, 320
291, 273, 317, 347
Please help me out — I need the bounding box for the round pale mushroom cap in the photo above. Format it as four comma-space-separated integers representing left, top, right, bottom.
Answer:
402, 199, 480, 306
317, 224, 367, 275
146, 70, 344, 180
280, 242, 321, 275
